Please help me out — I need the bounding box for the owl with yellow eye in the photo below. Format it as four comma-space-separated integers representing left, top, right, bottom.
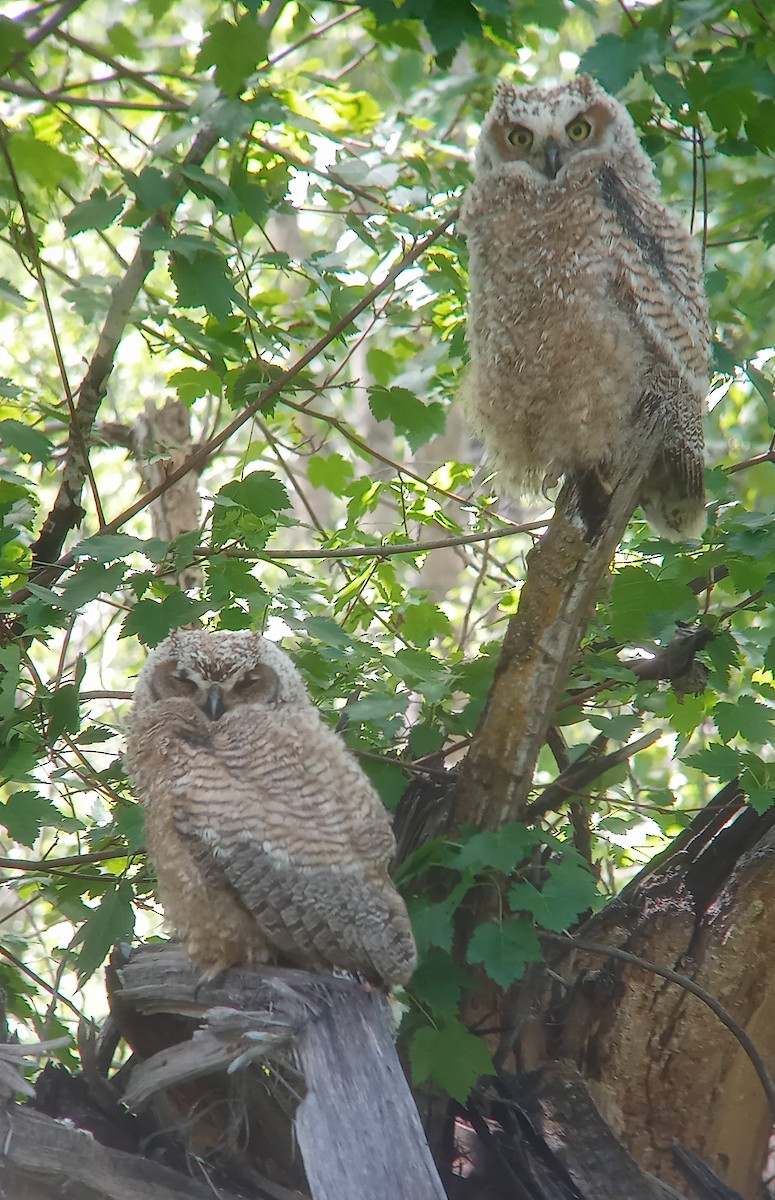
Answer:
461, 75, 709, 542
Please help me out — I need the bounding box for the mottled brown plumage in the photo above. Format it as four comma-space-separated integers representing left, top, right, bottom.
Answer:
125, 630, 416, 986
461, 75, 709, 541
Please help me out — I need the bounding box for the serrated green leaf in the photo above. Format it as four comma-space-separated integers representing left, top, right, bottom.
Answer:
75, 533, 167, 563
0, 420, 52, 462
45, 684, 80, 741
196, 16, 268, 97
120, 593, 209, 647
368, 386, 446, 451
125, 166, 177, 210
0, 279, 28, 309
715, 697, 774, 745
0, 790, 57, 848
59, 561, 125, 609
303, 616, 355, 649
63, 188, 125, 236
0, 17, 28, 74
171, 248, 240, 322
409, 1019, 493, 1102
217, 471, 291, 518
467, 918, 543, 988
345, 692, 409, 722
457, 824, 542, 873
9, 134, 79, 188
361, 758, 406, 811
580, 29, 665, 92
168, 366, 222, 405
307, 453, 354, 495
608, 568, 696, 641
409, 949, 475, 1019
682, 742, 741, 780
75, 881, 135, 982
510, 858, 598, 932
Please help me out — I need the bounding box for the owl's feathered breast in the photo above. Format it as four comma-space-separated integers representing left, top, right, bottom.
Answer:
462, 163, 648, 487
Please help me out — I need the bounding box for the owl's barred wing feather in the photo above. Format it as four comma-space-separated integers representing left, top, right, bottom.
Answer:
164, 706, 414, 985
597, 165, 709, 387
176, 823, 417, 985
595, 165, 709, 539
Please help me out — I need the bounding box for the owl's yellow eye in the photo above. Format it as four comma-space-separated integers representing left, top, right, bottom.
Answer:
566, 118, 592, 142
507, 126, 533, 149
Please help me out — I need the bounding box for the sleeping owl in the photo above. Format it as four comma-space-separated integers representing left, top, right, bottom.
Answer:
461, 75, 709, 541
125, 629, 417, 987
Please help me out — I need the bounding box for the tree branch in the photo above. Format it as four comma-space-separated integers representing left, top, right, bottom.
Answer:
28, 122, 222, 574
451, 408, 664, 831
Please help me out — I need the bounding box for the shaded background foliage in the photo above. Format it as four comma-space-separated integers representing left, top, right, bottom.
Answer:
0, 0, 774, 1103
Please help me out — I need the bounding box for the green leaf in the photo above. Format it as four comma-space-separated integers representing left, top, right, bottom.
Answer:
125, 166, 177, 210
608, 568, 696, 641
168, 366, 223, 405
303, 616, 355, 649
307, 453, 354, 495
410, 949, 475, 1019
75, 881, 135, 983
75, 533, 167, 562
510, 858, 598, 932
45, 684, 80, 741
217, 471, 291, 518
59, 561, 125, 610
714, 697, 774, 745
63, 188, 125, 236
0, 279, 28, 309
121, 593, 209, 647
682, 742, 741, 780
361, 758, 406, 810
409, 1019, 493, 1102
345, 692, 409, 722
0, 420, 52, 462
467, 918, 543, 987
170, 248, 241, 322
368, 386, 446, 451
457, 824, 542, 874
9, 134, 79, 188
580, 29, 665, 92
408, 896, 459, 955
0, 790, 57, 848
0, 17, 28, 74
196, 16, 268, 97
178, 165, 239, 214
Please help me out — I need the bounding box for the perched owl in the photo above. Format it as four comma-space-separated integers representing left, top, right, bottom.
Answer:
461, 75, 709, 541
125, 629, 417, 987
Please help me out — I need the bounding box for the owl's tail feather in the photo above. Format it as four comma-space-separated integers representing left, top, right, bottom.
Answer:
639, 448, 706, 542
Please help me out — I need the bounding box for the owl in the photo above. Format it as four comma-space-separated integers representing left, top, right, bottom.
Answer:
125, 629, 417, 987
461, 75, 709, 541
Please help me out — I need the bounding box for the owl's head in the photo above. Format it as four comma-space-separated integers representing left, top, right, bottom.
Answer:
132, 629, 311, 721
476, 75, 654, 186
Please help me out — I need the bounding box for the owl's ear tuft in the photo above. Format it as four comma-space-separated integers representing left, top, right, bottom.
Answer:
494, 78, 514, 99
574, 74, 601, 100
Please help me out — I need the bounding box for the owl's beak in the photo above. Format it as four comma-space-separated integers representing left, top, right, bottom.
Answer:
203, 684, 225, 721
543, 138, 562, 179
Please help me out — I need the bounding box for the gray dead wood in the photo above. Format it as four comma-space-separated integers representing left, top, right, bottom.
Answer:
0, 1105, 245, 1200
110, 943, 447, 1200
